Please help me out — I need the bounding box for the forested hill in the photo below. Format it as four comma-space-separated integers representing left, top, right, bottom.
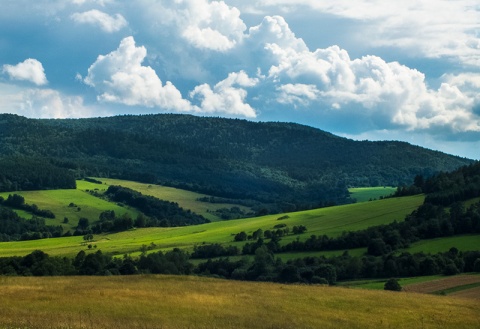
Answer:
0, 114, 473, 207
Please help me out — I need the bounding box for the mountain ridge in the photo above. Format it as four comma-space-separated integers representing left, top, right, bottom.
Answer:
0, 113, 474, 208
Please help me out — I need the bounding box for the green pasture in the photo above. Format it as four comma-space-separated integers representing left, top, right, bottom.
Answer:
405, 235, 480, 254
349, 187, 397, 203
0, 188, 140, 231
0, 194, 424, 258
90, 178, 254, 221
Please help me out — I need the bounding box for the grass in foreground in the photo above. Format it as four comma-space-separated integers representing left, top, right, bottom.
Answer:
0, 275, 478, 329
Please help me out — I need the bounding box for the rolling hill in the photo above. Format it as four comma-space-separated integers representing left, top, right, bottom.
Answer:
0, 114, 473, 209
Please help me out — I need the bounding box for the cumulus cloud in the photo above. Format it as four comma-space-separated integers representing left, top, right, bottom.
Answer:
190, 71, 259, 118
277, 84, 319, 107
265, 42, 480, 134
237, 0, 480, 66
84, 36, 193, 112
140, 0, 246, 52
247, 15, 307, 52
181, 0, 246, 51
71, 9, 127, 33
2, 59, 48, 86
0, 83, 99, 118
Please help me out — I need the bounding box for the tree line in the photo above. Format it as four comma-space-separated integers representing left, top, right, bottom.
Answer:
0, 247, 479, 285
0, 206, 63, 241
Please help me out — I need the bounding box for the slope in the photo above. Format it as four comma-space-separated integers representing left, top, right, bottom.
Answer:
0, 114, 473, 207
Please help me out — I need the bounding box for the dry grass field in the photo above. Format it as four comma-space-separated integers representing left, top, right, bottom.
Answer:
0, 275, 479, 329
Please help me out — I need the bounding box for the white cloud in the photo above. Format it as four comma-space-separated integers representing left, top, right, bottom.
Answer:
71, 9, 127, 33
190, 71, 259, 118
247, 15, 307, 52
84, 36, 193, 112
0, 83, 99, 119
235, 0, 480, 66
139, 0, 247, 52
71, 0, 113, 6
266, 42, 480, 134
277, 84, 319, 107
2, 59, 48, 86
181, 0, 246, 51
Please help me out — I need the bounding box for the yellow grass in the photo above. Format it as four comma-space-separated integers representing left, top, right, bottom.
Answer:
0, 275, 478, 329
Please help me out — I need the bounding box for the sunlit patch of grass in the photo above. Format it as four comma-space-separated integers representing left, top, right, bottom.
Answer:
349, 187, 397, 203
0, 195, 424, 258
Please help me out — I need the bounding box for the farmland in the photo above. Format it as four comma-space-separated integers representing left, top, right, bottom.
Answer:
0, 187, 141, 231
0, 275, 478, 329
0, 188, 425, 257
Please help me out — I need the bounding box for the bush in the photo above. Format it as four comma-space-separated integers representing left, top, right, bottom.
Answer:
384, 278, 402, 291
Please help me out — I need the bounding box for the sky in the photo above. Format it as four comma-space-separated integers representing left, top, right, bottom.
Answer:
1, 0, 479, 160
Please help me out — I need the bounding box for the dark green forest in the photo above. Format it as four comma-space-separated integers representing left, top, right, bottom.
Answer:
0, 114, 473, 208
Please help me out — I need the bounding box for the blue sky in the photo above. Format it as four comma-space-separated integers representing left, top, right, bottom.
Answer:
1, 0, 479, 159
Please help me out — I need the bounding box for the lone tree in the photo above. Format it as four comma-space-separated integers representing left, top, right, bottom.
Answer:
384, 278, 402, 291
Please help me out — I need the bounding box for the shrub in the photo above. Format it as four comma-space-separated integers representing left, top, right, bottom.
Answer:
384, 278, 402, 291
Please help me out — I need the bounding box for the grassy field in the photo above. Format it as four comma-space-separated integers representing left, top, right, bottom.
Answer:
0, 187, 141, 231
0, 275, 478, 329
349, 187, 397, 203
0, 195, 424, 258
405, 235, 480, 254
84, 178, 254, 221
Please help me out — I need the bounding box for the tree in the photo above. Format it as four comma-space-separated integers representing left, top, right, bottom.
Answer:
384, 278, 402, 291
473, 258, 480, 272
77, 218, 89, 230
234, 231, 247, 242
83, 233, 94, 242
367, 238, 390, 256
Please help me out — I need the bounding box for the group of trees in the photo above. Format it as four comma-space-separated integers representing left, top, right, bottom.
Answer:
276, 201, 480, 256
0, 206, 63, 241
4, 245, 478, 286
1, 194, 55, 218
0, 248, 192, 276
0, 156, 76, 192
395, 162, 480, 206
104, 186, 208, 227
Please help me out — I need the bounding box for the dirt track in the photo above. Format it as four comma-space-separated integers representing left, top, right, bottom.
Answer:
451, 286, 480, 300
403, 275, 480, 294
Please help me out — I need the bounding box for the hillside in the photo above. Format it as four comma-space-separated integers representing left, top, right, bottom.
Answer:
0, 114, 472, 208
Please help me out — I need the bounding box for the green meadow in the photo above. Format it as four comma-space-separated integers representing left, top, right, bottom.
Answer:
0, 193, 424, 258
349, 186, 397, 203
0, 187, 141, 231
405, 235, 480, 254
